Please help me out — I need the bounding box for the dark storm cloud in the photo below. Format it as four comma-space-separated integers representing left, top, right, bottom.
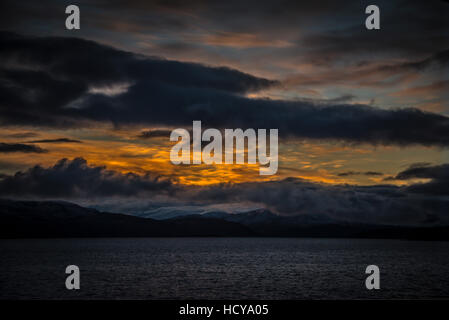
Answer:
137, 129, 173, 139
183, 178, 449, 225
0, 142, 47, 153
0, 31, 276, 126
1, 158, 448, 225
337, 171, 383, 177
0, 31, 275, 93
392, 163, 449, 195
0, 157, 173, 197
28, 138, 82, 143
2, 32, 449, 146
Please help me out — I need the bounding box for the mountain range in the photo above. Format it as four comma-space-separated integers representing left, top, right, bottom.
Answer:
1, 199, 448, 240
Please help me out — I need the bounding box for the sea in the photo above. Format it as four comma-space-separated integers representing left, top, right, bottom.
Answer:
1, 238, 449, 299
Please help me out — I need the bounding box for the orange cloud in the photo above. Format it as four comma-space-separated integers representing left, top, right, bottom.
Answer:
0, 126, 446, 188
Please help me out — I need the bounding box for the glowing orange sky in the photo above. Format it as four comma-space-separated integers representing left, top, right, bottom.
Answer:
1, 124, 447, 186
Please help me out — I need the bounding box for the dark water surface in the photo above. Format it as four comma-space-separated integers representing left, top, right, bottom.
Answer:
1, 238, 449, 299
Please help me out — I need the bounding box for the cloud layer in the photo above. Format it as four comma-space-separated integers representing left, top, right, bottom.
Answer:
0, 142, 47, 153
0, 157, 173, 197
27, 138, 82, 143
393, 163, 449, 195
1, 32, 449, 146
1, 158, 448, 226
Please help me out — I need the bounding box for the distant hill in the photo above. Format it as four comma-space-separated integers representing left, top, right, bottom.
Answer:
204, 209, 449, 240
1, 199, 448, 240
0, 199, 254, 238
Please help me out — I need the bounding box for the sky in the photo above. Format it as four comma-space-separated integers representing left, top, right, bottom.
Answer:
0, 0, 448, 225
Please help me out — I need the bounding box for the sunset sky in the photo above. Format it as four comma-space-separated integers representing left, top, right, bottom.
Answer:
0, 0, 448, 225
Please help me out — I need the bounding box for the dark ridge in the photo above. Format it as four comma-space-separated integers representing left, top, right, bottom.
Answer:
0, 199, 448, 240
